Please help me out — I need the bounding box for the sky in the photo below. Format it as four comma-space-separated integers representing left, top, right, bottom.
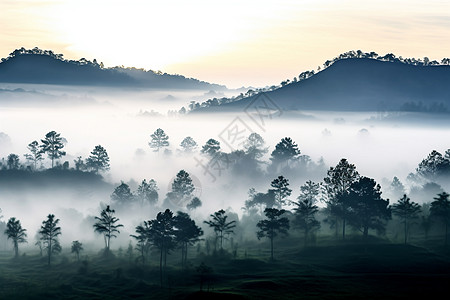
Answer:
1, 0, 450, 88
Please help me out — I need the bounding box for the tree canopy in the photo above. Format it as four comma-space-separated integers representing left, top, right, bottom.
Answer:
93, 205, 124, 253
149, 128, 170, 153
86, 145, 110, 173
256, 208, 289, 260
204, 209, 236, 251
347, 177, 391, 238
392, 194, 421, 244
4, 217, 27, 258
40, 131, 66, 168
39, 214, 62, 265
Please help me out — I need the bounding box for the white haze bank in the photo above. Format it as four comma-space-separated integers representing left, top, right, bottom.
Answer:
1, 85, 449, 249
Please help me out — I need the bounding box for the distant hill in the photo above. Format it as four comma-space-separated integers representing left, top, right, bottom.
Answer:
0, 48, 226, 90
197, 58, 450, 112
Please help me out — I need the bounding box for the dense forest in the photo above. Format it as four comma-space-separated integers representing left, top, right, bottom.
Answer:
1, 128, 449, 298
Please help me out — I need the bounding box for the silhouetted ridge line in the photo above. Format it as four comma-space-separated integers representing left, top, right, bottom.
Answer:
0, 47, 226, 89
189, 50, 450, 113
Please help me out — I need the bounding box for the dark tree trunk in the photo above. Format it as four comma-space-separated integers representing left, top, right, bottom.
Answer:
304, 226, 309, 247
335, 217, 339, 237
184, 243, 188, 267
160, 246, 163, 287
164, 249, 167, 268
48, 241, 52, 265
342, 218, 346, 240
445, 222, 448, 247
14, 241, 18, 258
404, 219, 408, 245
270, 236, 274, 261
363, 226, 369, 239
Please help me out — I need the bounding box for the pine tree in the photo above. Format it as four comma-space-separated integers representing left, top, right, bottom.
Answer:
180, 136, 198, 153
256, 208, 289, 260
39, 214, 62, 265
86, 145, 110, 173
392, 195, 421, 244
4, 217, 27, 258
40, 131, 66, 168
270, 176, 292, 208
149, 128, 169, 153
24, 140, 43, 170
430, 192, 450, 246
204, 209, 236, 251
93, 206, 123, 253
71, 241, 83, 261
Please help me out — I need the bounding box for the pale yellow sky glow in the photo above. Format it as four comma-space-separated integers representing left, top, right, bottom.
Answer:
1, 0, 450, 87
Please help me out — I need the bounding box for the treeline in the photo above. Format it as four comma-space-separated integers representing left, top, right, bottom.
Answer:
0, 47, 225, 89
2, 162, 450, 269
2, 128, 450, 190
185, 50, 450, 112
2, 129, 450, 267
0, 130, 110, 173
1, 47, 104, 68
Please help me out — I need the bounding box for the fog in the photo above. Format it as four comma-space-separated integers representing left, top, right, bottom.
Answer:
1, 84, 449, 250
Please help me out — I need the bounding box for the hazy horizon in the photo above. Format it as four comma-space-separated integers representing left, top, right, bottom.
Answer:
1, 0, 450, 88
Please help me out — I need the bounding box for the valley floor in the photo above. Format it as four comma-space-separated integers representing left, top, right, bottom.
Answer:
1, 238, 449, 299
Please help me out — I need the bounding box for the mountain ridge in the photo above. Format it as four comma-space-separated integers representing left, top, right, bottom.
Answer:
195, 58, 450, 113
0, 48, 227, 90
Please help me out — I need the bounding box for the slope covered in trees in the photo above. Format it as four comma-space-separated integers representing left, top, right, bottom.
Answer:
0, 47, 226, 90
193, 53, 450, 113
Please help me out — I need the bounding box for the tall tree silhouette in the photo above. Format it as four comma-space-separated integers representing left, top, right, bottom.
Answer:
204, 209, 236, 251
174, 211, 203, 267
270, 176, 292, 208
86, 145, 110, 173
93, 205, 123, 253
6, 153, 20, 170
293, 181, 321, 246
323, 158, 359, 239
243, 133, 268, 160
4, 217, 27, 258
40, 131, 66, 168
180, 136, 198, 153
392, 194, 421, 244
234, 133, 269, 174
149, 128, 169, 153
256, 208, 290, 260
166, 170, 195, 207
136, 179, 158, 206
149, 209, 176, 286
24, 140, 43, 170
298, 180, 321, 203
347, 177, 391, 238
39, 214, 62, 265
270, 137, 300, 172
130, 221, 152, 265
71, 240, 83, 261
430, 192, 450, 246
111, 182, 134, 206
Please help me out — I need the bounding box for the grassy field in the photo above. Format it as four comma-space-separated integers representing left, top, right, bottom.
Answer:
1, 237, 449, 299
